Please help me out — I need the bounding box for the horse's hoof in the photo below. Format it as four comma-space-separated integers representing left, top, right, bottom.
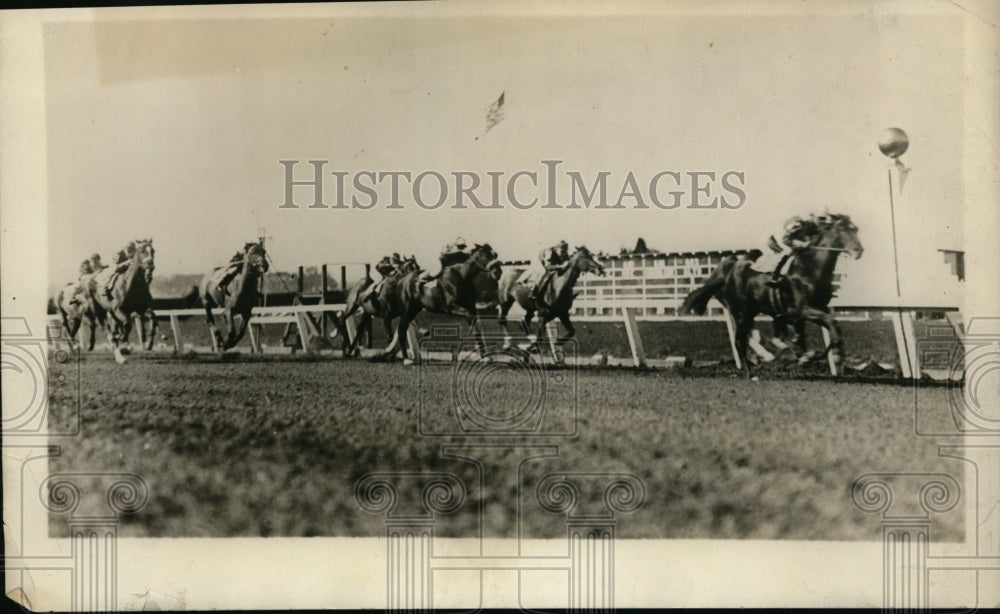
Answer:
751, 376, 760, 382
403, 358, 414, 366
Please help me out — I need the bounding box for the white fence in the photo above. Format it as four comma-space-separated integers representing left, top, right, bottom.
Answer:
48, 301, 960, 380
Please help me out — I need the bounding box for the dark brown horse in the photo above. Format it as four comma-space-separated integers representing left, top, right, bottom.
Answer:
335, 255, 420, 357
378, 243, 500, 364
680, 213, 863, 378
496, 246, 605, 356
198, 241, 268, 352
87, 239, 157, 363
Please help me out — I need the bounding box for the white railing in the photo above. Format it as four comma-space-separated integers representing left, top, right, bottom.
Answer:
47, 301, 960, 379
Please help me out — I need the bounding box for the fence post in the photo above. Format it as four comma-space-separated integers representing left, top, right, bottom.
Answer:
344, 314, 358, 355
889, 309, 917, 379
406, 326, 421, 362
621, 307, 647, 368
295, 311, 315, 355
169, 314, 183, 354
247, 322, 262, 353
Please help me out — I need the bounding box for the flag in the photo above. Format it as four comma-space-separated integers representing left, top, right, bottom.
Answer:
895, 158, 911, 193
486, 91, 505, 131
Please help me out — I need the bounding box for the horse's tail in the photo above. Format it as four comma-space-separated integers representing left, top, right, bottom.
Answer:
679, 257, 736, 316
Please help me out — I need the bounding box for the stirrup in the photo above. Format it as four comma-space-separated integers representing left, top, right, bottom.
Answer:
766, 278, 781, 288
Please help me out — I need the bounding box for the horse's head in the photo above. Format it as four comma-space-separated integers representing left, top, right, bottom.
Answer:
133, 238, 155, 283
244, 241, 269, 273
572, 245, 606, 276
815, 213, 864, 260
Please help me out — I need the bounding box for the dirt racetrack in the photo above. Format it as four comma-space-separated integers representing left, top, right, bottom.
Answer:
47, 348, 964, 542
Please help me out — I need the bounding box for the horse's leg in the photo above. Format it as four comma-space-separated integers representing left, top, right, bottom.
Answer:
747, 328, 776, 363
469, 308, 487, 357
554, 313, 576, 363
136, 314, 148, 348
522, 308, 537, 349
59, 308, 79, 351
797, 307, 843, 373
85, 312, 97, 351
770, 318, 792, 351
734, 316, 755, 380
228, 312, 251, 351
349, 313, 371, 357
143, 310, 158, 350
204, 303, 222, 353
377, 315, 405, 361
222, 310, 240, 350
499, 301, 513, 348
108, 308, 130, 364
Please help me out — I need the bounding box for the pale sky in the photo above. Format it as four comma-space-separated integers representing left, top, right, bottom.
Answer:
44, 1, 969, 305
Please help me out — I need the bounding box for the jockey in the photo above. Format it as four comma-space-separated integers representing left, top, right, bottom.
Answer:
363, 255, 398, 310
78, 259, 94, 279
216, 250, 246, 295
743, 248, 764, 264
104, 242, 136, 300
531, 240, 571, 303
764, 215, 817, 287
419, 237, 472, 283
88, 253, 105, 272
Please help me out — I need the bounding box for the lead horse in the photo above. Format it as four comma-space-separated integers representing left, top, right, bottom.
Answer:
680, 213, 863, 378
87, 239, 157, 363
377, 243, 500, 364
497, 246, 605, 356
198, 241, 269, 352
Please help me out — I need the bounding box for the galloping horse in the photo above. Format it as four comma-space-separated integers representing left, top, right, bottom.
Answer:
378, 243, 500, 363
497, 246, 605, 355
680, 213, 863, 378
55, 279, 99, 351
335, 255, 420, 357
198, 241, 269, 352
88, 239, 157, 363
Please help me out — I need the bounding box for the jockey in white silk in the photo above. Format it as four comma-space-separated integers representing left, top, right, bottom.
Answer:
528, 240, 571, 303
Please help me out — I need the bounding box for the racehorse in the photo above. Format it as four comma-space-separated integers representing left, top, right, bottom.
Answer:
198, 241, 269, 353
88, 239, 157, 363
496, 245, 605, 356
334, 255, 420, 357
679, 213, 863, 378
377, 243, 500, 364
55, 279, 99, 351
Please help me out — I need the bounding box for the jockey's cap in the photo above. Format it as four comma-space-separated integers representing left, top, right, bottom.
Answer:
558, 240, 568, 248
